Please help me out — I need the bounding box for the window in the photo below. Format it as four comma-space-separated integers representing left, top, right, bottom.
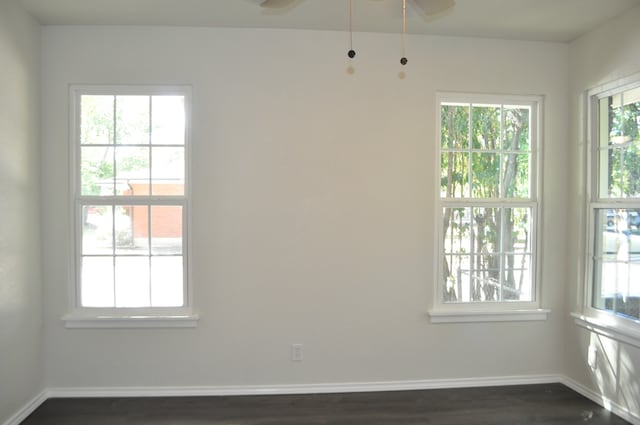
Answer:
588, 79, 640, 327
431, 93, 545, 323
66, 86, 195, 328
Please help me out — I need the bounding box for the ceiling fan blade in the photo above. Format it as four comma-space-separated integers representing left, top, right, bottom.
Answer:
411, 0, 455, 15
253, 0, 299, 8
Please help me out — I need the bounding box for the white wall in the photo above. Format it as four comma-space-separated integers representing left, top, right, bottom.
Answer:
41, 26, 569, 389
0, 0, 43, 422
566, 5, 640, 418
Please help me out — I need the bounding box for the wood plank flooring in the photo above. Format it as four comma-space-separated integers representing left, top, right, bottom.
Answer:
20, 383, 631, 424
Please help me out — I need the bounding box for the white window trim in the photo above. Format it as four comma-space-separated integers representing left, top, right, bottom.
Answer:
575, 73, 640, 345
430, 309, 550, 324
63, 313, 199, 329
65, 85, 197, 329
429, 92, 547, 323
571, 312, 640, 349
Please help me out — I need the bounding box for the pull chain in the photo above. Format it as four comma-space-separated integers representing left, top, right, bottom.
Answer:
347, 0, 356, 58
400, 0, 408, 65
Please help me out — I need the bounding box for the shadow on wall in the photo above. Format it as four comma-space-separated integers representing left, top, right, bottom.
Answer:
588, 333, 640, 420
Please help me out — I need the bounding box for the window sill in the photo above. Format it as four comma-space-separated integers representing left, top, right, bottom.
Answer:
63, 314, 199, 329
428, 309, 550, 324
571, 312, 640, 349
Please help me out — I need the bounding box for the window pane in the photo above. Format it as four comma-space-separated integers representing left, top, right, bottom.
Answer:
505, 254, 532, 301
82, 205, 113, 255
115, 257, 150, 307
116, 96, 150, 145
440, 207, 535, 303
81, 95, 114, 145
472, 153, 500, 198
468, 208, 503, 302
605, 144, 640, 198
152, 96, 185, 145
127, 205, 150, 254
472, 105, 501, 150
443, 255, 471, 303
503, 107, 530, 152
470, 254, 500, 301
441, 104, 469, 150
115, 146, 150, 195
593, 258, 640, 320
443, 207, 472, 255
151, 206, 183, 255
600, 87, 640, 199
81, 256, 114, 307
81, 146, 114, 196
607, 88, 640, 146
151, 147, 185, 196
621, 88, 640, 140
113, 205, 136, 255
593, 209, 640, 320
440, 152, 469, 198
506, 207, 532, 254
151, 257, 184, 307
502, 153, 530, 198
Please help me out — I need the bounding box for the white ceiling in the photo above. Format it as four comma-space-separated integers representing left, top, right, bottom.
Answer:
20, 0, 640, 43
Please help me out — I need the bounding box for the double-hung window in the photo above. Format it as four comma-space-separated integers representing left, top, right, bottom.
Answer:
67, 86, 195, 328
585, 77, 640, 336
431, 93, 545, 323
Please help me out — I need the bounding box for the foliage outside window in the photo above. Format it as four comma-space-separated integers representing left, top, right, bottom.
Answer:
590, 83, 640, 323
437, 94, 540, 308
72, 86, 190, 314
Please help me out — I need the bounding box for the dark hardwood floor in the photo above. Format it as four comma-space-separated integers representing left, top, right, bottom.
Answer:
20, 383, 631, 425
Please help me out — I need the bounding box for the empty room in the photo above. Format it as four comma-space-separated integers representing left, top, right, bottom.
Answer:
1, 0, 640, 423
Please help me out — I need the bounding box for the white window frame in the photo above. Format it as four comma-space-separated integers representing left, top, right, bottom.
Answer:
574, 74, 640, 348
429, 92, 548, 323
64, 85, 197, 328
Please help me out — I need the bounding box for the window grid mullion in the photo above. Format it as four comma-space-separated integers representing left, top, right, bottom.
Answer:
111, 205, 117, 307
148, 202, 153, 306
470, 207, 476, 301
147, 96, 154, 307
111, 96, 118, 308
148, 96, 153, 196
468, 103, 473, 199
499, 105, 504, 199
499, 207, 504, 301
112, 96, 117, 196
77, 197, 187, 205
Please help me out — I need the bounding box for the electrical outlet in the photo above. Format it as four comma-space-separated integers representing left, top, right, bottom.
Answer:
291, 344, 303, 362
588, 345, 598, 370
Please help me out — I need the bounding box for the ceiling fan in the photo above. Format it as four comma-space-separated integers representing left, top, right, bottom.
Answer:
253, 0, 456, 66
253, 0, 456, 17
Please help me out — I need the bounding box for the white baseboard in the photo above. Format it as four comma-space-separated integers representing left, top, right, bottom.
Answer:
8, 376, 637, 425
560, 376, 640, 425
47, 374, 560, 398
1, 390, 48, 425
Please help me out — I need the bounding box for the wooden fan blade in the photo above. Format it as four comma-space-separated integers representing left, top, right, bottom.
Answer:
255, 0, 298, 8
411, 0, 455, 15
